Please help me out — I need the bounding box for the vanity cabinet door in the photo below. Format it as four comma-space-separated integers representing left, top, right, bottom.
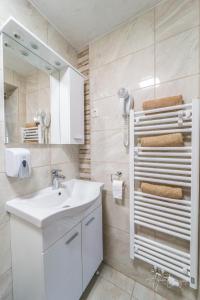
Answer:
43, 223, 82, 300
82, 206, 103, 290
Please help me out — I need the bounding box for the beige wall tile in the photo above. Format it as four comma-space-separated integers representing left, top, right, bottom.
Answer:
0, 201, 9, 227
0, 173, 19, 202
0, 222, 11, 277
0, 269, 12, 300
38, 88, 50, 112
0, 166, 51, 201
18, 92, 26, 127
90, 9, 154, 69
0, 144, 5, 173
91, 92, 129, 131
50, 145, 79, 164
91, 162, 129, 191
155, 75, 200, 103
51, 162, 79, 181
4, 68, 14, 87
103, 225, 153, 284
103, 225, 130, 271
155, 0, 199, 42
102, 191, 130, 233
91, 130, 128, 163
0, 80, 4, 122
26, 72, 39, 94
25, 71, 51, 123
156, 27, 199, 83
27, 145, 51, 168
91, 96, 123, 131
132, 85, 155, 111
0, 122, 5, 173
26, 94, 38, 122
90, 46, 154, 101
47, 25, 77, 66
38, 72, 50, 90
0, 122, 4, 140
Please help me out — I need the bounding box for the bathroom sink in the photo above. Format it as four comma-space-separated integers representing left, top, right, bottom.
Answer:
6, 179, 104, 228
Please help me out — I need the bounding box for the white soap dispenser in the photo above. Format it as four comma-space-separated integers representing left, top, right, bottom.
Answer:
5, 148, 31, 178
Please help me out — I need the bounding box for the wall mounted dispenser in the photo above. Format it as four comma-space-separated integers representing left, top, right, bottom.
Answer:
5, 148, 31, 178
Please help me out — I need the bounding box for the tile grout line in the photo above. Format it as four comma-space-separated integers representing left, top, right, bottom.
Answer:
103, 221, 130, 234
91, 73, 200, 103
90, 25, 200, 72
90, 43, 155, 72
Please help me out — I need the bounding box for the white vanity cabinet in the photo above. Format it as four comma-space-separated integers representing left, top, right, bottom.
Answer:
82, 206, 103, 290
43, 223, 82, 300
10, 201, 103, 300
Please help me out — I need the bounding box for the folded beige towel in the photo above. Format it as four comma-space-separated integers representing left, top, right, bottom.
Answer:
25, 122, 37, 128
143, 95, 183, 111
140, 133, 184, 147
141, 182, 183, 199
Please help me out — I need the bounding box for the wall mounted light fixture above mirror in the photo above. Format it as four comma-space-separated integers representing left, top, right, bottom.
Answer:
0, 17, 85, 145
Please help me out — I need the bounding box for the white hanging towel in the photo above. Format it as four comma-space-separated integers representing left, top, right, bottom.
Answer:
112, 179, 124, 200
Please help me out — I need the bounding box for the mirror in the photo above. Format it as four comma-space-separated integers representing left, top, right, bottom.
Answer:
1, 18, 85, 145
3, 33, 59, 144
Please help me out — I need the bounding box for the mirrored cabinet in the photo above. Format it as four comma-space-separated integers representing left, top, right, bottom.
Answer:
1, 17, 85, 145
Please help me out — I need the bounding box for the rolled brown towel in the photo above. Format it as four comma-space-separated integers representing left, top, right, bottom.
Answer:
25, 122, 37, 128
140, 133, 184, 147
143, 95, 183, 111
141, 182, 183, 199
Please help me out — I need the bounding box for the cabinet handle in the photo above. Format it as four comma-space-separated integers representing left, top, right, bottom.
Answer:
65, 232, 79, 245
85, 217, 95, 226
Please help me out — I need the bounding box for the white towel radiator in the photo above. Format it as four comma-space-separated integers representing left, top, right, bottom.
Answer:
21, 126, 42, 144
129, 99, 200, 289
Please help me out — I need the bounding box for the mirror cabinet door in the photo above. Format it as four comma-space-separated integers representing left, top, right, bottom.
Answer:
3, 33, 60, 145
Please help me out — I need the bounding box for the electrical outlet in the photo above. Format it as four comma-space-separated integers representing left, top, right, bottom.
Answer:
92, 108, 99, 118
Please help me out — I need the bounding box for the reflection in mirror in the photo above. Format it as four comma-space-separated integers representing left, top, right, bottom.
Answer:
3, 33, 58, 144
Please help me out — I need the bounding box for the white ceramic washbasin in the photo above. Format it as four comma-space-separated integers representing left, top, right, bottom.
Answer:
6, 179, 104, 228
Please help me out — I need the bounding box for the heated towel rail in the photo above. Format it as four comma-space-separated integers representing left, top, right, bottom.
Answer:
21, 126, 42, 144
129, 99, 200, 289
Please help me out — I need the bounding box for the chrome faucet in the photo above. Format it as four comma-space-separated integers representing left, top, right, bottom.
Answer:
51, 169, 65, 189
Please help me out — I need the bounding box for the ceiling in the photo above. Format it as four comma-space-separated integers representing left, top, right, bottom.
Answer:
30, 0, 161, 50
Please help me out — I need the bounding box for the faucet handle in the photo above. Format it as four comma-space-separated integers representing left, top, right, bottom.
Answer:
51, 169, 62, 175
